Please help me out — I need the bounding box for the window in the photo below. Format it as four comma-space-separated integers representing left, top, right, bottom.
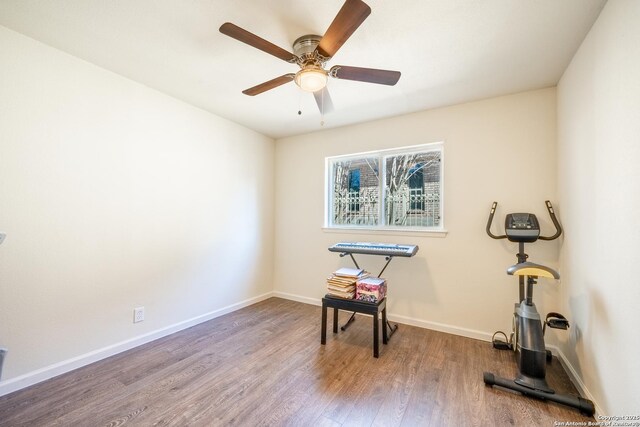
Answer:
326, 143, 443, 230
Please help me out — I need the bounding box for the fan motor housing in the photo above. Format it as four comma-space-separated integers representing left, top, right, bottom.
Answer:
293, 34, 326, 67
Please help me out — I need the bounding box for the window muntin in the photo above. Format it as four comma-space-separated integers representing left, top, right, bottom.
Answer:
327, 143, 443, 230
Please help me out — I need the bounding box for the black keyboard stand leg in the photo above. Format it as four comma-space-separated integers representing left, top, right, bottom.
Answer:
377, 256, 393, 277
339, 252, 361, 270
341, 312, 357, 331
386, 320, 398, 339
382, 301, 398, 340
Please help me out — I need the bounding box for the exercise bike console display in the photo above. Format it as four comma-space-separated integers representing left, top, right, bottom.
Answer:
505, 213, 540, 243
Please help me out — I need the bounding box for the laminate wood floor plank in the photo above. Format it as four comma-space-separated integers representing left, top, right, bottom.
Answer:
250, 311, 375, 426
27, 300, 304, 426
57, 314, 279, 424
95, 304, 313, 426
319, 316, 394, 425
371, 328, 431, 427
276, 321, 374, 426
0, 298, 595, 426
340, 330, 416, 427
55, 352, 237, 426
173, 321, 321, 426
160, 301, 317, 426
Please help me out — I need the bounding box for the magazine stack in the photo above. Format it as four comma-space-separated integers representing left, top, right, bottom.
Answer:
326, 267, 370, 299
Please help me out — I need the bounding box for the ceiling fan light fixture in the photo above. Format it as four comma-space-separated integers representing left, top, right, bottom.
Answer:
295, 67, 328, 92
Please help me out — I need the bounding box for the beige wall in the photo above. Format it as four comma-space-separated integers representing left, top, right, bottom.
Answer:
557, 0, 640, 414
274, 88, 560, 339
0, 26, 275, 389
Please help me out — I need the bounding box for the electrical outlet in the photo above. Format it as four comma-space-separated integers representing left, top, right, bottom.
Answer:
133, 307, 145, 323
0, 233, 6, 246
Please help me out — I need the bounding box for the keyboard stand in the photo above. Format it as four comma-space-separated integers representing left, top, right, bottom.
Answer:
334, 252, 399, 339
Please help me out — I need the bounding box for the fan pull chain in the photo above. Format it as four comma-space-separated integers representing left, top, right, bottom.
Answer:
297, 89, 302, 115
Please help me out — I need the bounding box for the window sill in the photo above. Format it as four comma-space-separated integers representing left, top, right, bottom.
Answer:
321, 226, 448, 238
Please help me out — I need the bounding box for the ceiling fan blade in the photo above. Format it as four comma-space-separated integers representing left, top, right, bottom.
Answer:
242, 74, 295, 96
329, 65, 401, 85
313, 87, 334, 114
316, 0, 371, 58
220, 22, 298, 63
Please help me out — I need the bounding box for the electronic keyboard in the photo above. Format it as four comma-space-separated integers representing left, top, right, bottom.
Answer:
328, 242, 419, 257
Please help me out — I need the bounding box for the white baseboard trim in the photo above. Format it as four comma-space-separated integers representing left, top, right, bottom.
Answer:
386, 312, 493, 342
547, 345, 604, 417
0, 291, 274, 397
273, 291, 493, 342
274, 291, 602, 415
272, 291, 321, 307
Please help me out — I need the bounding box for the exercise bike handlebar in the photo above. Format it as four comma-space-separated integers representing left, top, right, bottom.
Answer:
486, 201, 507, 239
485, 200, 563, 241
538, 200, 563, 241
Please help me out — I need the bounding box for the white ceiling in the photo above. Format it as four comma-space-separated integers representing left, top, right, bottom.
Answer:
0, 0, 606, 139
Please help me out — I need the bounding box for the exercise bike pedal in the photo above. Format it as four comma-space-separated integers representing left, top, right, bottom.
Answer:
493, 340, 513, 351
491, 331, 513, 351
547, 319, 569, 329
545, 312, 570, 330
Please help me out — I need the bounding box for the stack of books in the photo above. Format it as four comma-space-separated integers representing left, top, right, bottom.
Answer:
326, 267, 370, 299
356, 276, 387, 303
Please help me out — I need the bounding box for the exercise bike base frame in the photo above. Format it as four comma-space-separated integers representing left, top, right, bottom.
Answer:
483, 372, 595, 417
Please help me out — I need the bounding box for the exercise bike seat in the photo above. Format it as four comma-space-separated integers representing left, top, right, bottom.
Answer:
507, 262, 560, 280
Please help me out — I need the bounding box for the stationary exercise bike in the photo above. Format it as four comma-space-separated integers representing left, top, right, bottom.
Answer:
483, 201, 595, 416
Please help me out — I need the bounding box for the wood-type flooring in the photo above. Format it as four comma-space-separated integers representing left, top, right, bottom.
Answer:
0, 297, 595, 426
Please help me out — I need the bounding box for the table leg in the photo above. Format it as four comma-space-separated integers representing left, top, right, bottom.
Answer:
321, 302, 327, 345
333, 308, 339, 333
382, 306, 388, 345
373, 311, 379, 358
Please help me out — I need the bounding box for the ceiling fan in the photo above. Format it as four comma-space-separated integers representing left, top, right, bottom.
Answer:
219, 0, 401, 114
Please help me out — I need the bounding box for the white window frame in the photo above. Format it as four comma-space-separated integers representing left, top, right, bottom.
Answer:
324, 142, 445, 234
